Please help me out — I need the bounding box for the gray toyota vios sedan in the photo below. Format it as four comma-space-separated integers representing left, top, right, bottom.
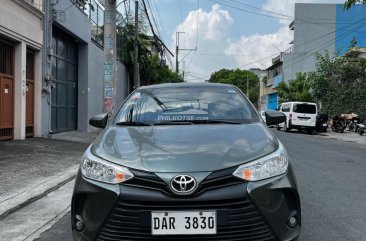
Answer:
71, 83, 301, 241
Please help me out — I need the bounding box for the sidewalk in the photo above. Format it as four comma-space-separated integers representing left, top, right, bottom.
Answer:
315, 129, 366, 146
0, 130, 101, 219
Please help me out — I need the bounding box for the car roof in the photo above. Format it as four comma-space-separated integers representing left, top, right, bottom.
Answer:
138, 82, 234, 90
281, 101, 316, 105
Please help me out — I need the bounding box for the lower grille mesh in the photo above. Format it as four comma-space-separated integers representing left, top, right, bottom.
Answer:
96, 197, 276, 241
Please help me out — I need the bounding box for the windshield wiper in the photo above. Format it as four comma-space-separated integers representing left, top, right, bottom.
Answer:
115, 121, 152, 126
190, 119, 243, 124
154, 119, 244, 125
154, 120, 194, 125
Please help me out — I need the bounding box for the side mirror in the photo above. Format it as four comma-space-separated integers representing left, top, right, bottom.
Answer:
89, 113, 108, 128
265, 110, 286, 125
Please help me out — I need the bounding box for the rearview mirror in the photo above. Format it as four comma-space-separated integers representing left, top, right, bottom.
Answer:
265, 110, 286, 125
89, 113, 108, 128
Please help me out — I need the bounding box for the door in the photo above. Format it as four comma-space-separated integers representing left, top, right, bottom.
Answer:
267, 93, 278, 110
26, 51, 35, 137
0, 40, 14, 140
0, 77, 14, 140
51, 31, 78, 133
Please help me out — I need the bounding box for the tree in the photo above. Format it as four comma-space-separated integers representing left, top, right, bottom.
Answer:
276, 72, 314, 103
208, 69, 259, 106
143, 55, 183, 85
311, 50, 366, 119
116, 15, 182, 89
344, 0, 366, 9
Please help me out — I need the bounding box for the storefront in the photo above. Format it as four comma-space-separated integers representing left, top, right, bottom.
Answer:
0, 0, 43, 140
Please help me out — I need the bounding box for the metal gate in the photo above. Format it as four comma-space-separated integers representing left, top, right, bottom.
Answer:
51, 31, 78, 133
0, 40, 14, 140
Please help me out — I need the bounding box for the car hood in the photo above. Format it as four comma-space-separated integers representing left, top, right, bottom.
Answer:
92, 124, 278, 173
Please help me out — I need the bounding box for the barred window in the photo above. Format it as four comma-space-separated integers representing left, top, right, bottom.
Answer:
0, 41, 14, 76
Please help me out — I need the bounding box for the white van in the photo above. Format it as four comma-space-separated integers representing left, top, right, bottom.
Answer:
277, 102, 317, 134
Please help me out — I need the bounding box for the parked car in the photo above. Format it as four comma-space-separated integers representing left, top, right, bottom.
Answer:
277, 101, 317, 134
261, 110, 278, 127
71, 83, 301, 241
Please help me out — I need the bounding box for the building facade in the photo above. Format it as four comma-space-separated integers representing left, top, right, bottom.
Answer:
283, 3, 366, 82
42, 0, 129, 137
260, 3, 366, 111
0, 0, 129, 141
0, 0, 43, 140
263, 54, 283, 111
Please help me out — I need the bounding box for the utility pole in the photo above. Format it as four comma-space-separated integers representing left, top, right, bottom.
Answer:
134, 0, 140, 89
175, 31, 196, 74
246, 71, 249, 97
182, 61, 185, 80
175, 32, 182, 74
103, 0, 117, 114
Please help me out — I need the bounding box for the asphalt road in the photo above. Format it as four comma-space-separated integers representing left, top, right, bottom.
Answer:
35, 129, 366, 241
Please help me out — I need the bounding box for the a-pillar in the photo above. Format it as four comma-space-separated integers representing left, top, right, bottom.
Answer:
13, 41, 26, 140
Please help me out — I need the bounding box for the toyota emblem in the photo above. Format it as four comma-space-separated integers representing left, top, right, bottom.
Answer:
170, 175, 197, 195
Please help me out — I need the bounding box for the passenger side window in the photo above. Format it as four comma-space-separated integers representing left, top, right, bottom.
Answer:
281, 104, 290, 112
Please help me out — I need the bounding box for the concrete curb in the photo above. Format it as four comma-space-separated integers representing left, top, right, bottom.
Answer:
0, 165, 79, 219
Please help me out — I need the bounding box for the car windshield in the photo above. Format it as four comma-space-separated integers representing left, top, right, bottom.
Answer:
114, 86, 260, 125
293, 104, 316, 114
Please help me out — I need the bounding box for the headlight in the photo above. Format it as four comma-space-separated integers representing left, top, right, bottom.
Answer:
233, 142, 288, 181
81, 147, 134, 184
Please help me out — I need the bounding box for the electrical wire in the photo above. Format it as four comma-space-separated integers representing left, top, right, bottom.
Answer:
185, 17, 366, 81
213, 0, 363, 23
227, 0, 293, 18
281, 18, 366, 71
210, 0, 291, 21
185, 0, 200, 76
141, 0, 174, 57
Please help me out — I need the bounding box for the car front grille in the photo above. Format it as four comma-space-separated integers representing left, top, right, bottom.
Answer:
96, 194, 277, 241
124, 167, 245, 196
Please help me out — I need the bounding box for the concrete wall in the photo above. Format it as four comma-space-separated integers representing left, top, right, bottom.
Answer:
283, 4, 336, 82
82, 45, 128, 131
115, 62, 129, 110
86, 43, 104, 129
0, 0, 43, 49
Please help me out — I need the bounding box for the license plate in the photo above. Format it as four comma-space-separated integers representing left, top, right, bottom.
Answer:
151, 211, 216, 235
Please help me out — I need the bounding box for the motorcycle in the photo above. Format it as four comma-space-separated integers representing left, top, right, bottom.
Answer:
356, 123, 366, 136
331, 115, 346, 133
343, 113, 359, 132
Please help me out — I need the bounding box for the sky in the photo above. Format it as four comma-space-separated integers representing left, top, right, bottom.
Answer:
145, 0, 346, 81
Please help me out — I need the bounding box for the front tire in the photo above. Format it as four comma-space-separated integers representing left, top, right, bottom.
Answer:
277, 124, 281, 130
350, 123, 356, 132
284, 122, 289, 132
331, 125, 339, 133
357, 128, 364, 136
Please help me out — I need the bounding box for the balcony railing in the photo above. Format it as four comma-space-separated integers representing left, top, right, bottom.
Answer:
284, 45, 294, 54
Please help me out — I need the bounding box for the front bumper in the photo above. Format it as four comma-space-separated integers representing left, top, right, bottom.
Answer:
71, 166, 301, 241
